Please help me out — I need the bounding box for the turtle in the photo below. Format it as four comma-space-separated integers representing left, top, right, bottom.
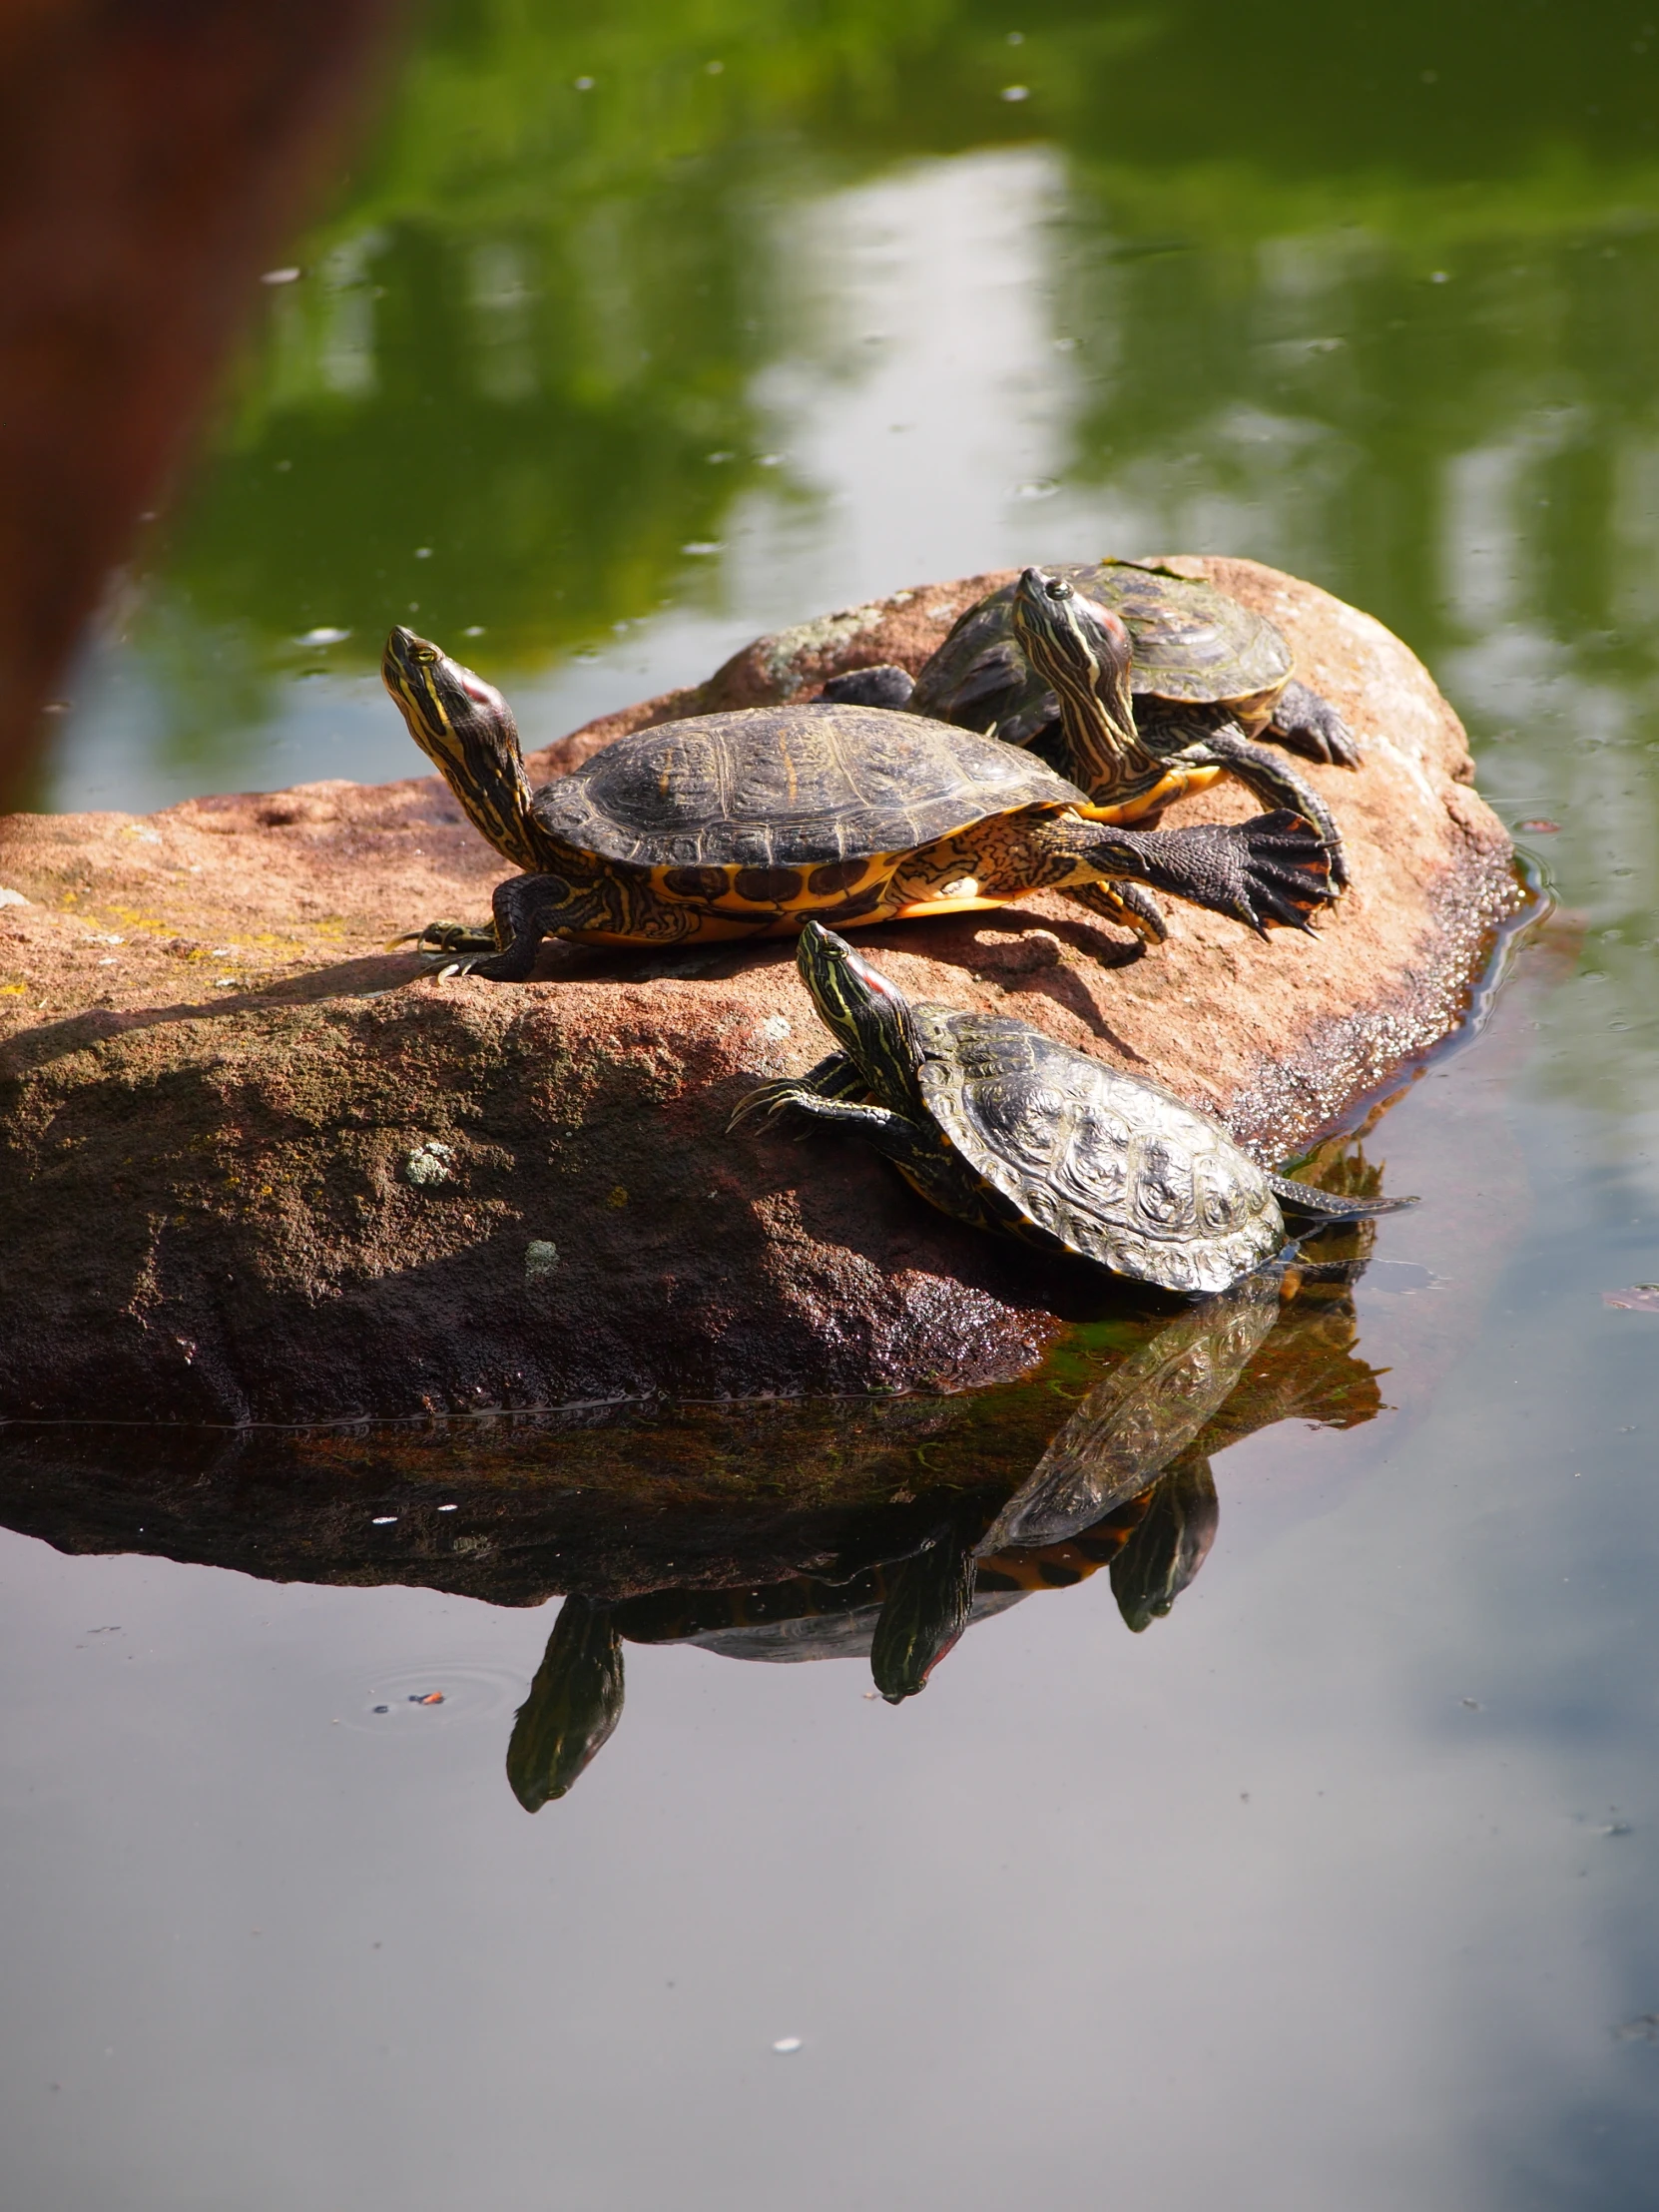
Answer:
379, 615, 1336, 981
824, 559, 1359, 888
730, 922, 1414, 1297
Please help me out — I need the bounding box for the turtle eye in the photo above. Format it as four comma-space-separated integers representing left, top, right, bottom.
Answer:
1044, 578, 1071, 601
415, 647, 437, 664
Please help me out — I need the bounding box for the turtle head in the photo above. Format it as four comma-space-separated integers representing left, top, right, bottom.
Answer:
1011, 567, 1145, 795
796, 922, 921, 1101
381, 628, 543, 871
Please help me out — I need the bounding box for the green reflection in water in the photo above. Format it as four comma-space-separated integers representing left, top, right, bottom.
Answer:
53, 0, 1659, 816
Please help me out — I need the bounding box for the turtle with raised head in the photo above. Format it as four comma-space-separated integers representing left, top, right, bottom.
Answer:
380, 605, 1335, 980
731, 923, 1414, 1297
827, 559, 1358, 886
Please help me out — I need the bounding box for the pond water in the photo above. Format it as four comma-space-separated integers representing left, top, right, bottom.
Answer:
8, 3, 1659, 2204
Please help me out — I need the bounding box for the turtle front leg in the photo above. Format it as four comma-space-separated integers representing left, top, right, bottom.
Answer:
729, 1085, 994, 1231
1139, 710, 1350, 890
399, 918, 499, 957
1265, 679, 1360, 770
728, 1086, 919, 1150
456, 868, 689, 980
725, 1050, 864, 1131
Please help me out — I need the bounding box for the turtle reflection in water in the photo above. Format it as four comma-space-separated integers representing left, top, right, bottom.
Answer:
507, 1243, 1386, 1808
731, 922, 1412, 1297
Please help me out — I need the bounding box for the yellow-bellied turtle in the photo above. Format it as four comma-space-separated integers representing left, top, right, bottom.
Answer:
380, 608, 1334, 980
731, 923, 1414, 1296
829, 560, 1358, 887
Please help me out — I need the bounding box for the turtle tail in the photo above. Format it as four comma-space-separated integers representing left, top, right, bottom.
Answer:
1269, 1173, 1418, 1230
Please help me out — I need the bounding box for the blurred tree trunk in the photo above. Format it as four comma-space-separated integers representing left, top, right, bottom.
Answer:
0, 0, 410, 805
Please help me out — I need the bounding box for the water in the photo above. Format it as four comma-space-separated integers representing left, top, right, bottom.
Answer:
8, 2, 1659, 2203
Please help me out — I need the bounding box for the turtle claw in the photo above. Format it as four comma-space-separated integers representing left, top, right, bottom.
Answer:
1103, 810, 1334, 937
1269, 680, 1361, 770
1230, 811, 1336, 930
727, 1079, 805, 1134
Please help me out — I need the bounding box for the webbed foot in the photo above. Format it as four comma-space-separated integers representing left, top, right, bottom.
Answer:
1165, 729, 1351, 890
1092, 811, 1334, 936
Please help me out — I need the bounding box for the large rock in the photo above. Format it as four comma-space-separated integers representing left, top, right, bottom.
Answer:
0, 558, 1517, 1423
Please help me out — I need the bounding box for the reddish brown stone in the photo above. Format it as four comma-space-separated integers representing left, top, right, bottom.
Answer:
0, 560, 1518, 1422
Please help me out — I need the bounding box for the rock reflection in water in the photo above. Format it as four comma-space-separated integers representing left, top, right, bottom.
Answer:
507, 1234, 1384, 1803
0, 1156, 1391, 1812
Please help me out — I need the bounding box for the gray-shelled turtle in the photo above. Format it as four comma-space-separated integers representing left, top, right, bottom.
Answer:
731, 923, 1414, 1297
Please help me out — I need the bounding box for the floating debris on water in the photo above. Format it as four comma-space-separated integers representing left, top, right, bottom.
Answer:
772, 2036, 803, 2053
1603, 1287, 1659, 1312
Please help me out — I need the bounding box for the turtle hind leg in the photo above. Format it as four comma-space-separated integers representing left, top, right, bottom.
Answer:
1066, 812, 1335, 936
1269, 1174, 1418, 1229
1267, 680, 1361, 770
1139, 704, 1351, 889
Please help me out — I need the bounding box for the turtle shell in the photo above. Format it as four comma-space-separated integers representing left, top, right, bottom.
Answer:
530, 701, 1085, 870
912, 1004, 1285, 1295
908, 558, 1294, 747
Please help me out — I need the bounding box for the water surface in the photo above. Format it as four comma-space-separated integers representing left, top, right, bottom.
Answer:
8, 3, 1659, 2204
